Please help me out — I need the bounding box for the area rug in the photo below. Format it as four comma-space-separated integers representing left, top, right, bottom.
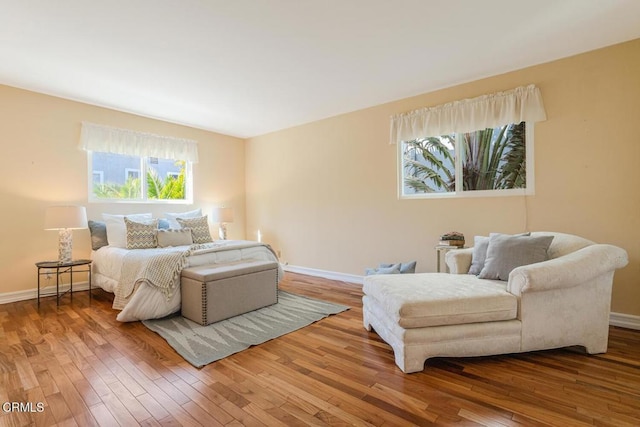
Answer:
142, 290, 349, 368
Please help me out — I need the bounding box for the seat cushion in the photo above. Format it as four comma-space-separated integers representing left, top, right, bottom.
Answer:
363, 273, 517, 328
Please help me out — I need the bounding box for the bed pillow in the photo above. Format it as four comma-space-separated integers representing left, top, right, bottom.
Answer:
157, 228, 194, 247
177, 215, 213, 244
164, 208, 202, 229
102, 213, 153, 248
88, 220, 109, 250
478, 234, 554, 281
125, 217, 158, 249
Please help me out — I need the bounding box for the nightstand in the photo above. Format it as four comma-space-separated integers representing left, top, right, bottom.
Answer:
36, 259, 92, 306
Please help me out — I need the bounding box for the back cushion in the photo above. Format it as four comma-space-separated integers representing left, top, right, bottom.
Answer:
532, 232, 593, 259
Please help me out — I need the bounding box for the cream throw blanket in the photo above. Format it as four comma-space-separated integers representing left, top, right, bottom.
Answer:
114, 248, 189, 310
112, 241, 279, 310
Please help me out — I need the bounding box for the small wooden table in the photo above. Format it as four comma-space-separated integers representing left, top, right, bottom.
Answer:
36, 259, 92, 306
435, 245, 464, 273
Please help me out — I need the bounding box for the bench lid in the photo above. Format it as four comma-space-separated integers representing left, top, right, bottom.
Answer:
182, 260, 278, 281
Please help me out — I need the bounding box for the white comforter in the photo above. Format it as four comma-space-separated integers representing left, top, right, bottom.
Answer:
91, 240, 283, 322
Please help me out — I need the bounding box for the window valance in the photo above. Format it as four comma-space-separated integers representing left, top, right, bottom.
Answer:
390, 84, 547, 144
79, 122, 199, 163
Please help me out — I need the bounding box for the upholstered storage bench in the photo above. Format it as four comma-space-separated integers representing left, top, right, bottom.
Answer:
181, 259, 279, 325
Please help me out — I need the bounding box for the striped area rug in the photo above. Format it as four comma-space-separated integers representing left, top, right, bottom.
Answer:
142, 291, 349, 368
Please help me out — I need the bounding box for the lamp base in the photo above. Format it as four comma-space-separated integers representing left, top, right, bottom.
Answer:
58, 228, 72, 263
218, 223, 228, 240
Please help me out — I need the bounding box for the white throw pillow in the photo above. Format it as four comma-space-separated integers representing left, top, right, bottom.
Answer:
102, 213, 152, 248
164, 208, 202, 229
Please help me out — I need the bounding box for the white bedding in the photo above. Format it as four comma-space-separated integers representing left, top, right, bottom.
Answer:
91, 240, 283, 322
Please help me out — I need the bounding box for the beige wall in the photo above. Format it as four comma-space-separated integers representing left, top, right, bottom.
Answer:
2, 40, 638, 317
0, 85, 245, 296
246, 39, 640, 316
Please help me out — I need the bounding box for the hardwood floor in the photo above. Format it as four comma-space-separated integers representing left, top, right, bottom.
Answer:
1, 272, 639, 426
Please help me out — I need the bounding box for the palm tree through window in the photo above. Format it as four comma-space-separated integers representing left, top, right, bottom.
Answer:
402, 122, 527, 196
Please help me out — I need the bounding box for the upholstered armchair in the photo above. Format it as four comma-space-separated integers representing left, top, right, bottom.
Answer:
363, 232, 628, 373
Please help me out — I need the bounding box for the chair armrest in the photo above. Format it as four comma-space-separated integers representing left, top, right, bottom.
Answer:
445, 247, 474, 274
508, 244, 628, 295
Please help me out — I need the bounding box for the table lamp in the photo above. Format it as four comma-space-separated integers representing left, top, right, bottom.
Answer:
211, 207, 233, 240
44, 206, 88, 263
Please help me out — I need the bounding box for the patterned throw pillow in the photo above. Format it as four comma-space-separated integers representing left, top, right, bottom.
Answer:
103, 213, 153, 248
124, 217, 159, 249
164, 208, 202, 229
176, 216, 213, 244
157, 228, 194, 247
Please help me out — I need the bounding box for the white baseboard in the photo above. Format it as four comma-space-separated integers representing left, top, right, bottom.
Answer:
283, 264, 364, 285
610, 312, 640, 330
0, 281, 90, 305
283, 264, 640, 330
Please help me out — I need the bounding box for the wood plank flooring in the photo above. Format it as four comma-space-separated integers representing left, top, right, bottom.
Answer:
0, 272, 639, 426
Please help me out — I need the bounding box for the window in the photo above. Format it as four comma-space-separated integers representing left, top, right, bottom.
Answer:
125, 168, 140, 181
88, 152, 192, 202
390, 85, 546, 199
80, 122, 198, 204
401, 121, 532, 197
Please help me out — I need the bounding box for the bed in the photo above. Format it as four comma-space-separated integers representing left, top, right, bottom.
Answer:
91, 240, 283, 322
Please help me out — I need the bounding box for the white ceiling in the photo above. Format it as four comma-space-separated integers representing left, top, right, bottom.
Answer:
1, 1, 639, 138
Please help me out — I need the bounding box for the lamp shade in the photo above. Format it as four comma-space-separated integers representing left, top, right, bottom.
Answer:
211, 207, 233, 223
44, 206, 88, 230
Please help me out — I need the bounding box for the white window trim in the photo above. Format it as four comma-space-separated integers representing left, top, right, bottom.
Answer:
92, 170, 104, 185
125, 168, 140, 180
398, 124, 535, 199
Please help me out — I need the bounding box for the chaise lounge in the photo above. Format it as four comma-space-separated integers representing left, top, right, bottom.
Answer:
362, 232, 628, 373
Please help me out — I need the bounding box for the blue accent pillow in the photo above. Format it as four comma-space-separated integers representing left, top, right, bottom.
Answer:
88, 220, 109, 250
469, 233, 531, 275
478, 234, 554, 281
365, 264, 401, 276
380, 261, 417, 274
